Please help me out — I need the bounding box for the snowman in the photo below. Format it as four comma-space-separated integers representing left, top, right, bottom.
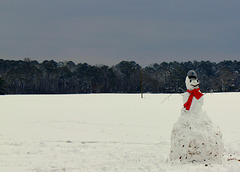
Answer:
169, 70, 224, 164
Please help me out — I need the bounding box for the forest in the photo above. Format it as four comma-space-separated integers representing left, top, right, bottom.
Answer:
0, 59, 240, 94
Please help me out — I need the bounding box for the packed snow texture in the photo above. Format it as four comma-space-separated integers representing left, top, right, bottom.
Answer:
0, 93, 240, 171
169, 92, 224, 164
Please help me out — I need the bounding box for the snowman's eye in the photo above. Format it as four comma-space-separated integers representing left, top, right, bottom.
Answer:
197, 79, 199, 82
190, 79, 192, 82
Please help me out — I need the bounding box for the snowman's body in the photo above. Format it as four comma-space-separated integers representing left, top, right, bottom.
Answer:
169, 72, 224, 164
182, 91, 204, 114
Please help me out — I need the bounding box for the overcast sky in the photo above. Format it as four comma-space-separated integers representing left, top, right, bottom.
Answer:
1, 0, 240, 66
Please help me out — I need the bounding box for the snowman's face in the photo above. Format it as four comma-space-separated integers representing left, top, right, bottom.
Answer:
185, 76, 200, 90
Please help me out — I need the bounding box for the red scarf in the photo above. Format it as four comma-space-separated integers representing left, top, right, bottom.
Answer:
183, 88, 203, 110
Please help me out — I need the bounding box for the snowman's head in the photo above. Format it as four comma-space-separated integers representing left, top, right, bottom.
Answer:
185, 70, 200, 90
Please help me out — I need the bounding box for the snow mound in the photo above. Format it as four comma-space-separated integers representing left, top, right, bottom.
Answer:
170, 110, 224, 164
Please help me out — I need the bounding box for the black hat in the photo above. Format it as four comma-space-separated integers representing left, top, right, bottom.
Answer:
187, 70, 197, 79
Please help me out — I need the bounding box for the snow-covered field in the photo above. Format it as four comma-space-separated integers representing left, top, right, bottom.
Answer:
0, 93, 240, 172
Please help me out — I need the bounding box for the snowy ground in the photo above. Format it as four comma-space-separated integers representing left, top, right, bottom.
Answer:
0, 93, 240, 172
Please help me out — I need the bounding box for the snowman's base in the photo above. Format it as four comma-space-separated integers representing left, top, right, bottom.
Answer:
169, 110, 224, 164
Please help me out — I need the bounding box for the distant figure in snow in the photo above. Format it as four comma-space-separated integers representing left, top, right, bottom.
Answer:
183, 70, 203, 113
169, 70, 224, 164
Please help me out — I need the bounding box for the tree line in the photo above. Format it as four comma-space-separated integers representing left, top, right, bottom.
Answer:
0, 59, 240, 94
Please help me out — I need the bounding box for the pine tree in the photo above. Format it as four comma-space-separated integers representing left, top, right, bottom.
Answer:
0, 77, 5, 95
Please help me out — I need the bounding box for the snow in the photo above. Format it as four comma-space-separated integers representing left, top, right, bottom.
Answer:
0, 93, 240, 171
170, 92, 224, 164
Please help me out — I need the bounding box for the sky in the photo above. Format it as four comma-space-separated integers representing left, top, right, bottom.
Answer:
1, 0, 240, 66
